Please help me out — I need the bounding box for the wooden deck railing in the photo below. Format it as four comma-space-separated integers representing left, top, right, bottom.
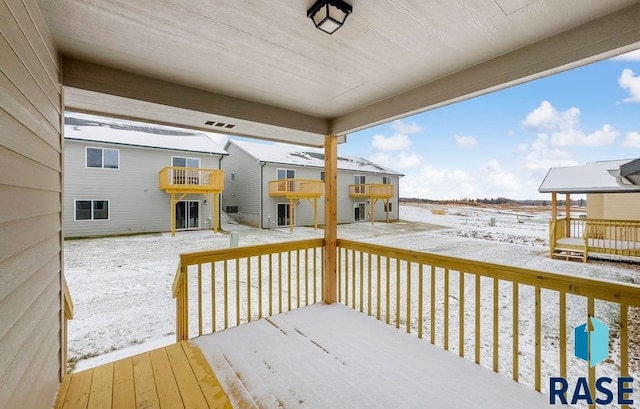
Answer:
550, 218, 640, 259
159, 167, 224, 192
336, 239, 640, 402
63, 277, 73, 371
173, 239, 324, 341
348, 183, 394, 198
268, 179, 323, 198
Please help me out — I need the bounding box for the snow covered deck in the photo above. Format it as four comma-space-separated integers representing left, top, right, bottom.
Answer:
194, 303, 550, 408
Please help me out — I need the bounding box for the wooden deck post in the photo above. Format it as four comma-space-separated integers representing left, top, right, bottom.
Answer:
171, 193, 176, 237
289, 199, 294, 232
565, 193, 571, 238
370, 198, 375, 225
386, 199, 390, 223
213, 193, 219, 233
550, 192, 557, 257
314, 198, 318, 230
551, 193, 557, 222
323, 135, 338, 304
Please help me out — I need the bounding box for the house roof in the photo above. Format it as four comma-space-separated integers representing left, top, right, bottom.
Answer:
538, 159, 640, 194
64, 113, 227, 155
39, 1, 640, 146
229, 140, 403, 176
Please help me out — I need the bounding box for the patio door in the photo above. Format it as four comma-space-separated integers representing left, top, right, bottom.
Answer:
277, 203, 293, 227
175, 201, 200, 229
354, 202, 366, 222
354, 175, 366, 194
277, 168, 296, 192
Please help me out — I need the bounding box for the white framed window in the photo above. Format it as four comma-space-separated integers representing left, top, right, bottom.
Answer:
86, 147, 119, 169
277, 168, 295, 179
75, 200, 110, 221
171, 156, 200, 168
231, 172, 236, 182
382, 176, 390, 184
384, 202, 393, 212
320, 171, 325, 181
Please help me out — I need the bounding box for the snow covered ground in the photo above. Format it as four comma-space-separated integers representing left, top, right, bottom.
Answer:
65, 203, 640, 406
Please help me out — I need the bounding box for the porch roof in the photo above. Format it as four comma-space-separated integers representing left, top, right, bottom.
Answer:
538, 159, 640, 194
37, 1, 640, 146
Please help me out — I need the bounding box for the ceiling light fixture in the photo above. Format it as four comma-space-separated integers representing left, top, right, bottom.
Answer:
307, 0, 353, 35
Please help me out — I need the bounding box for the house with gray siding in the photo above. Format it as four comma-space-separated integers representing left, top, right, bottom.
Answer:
64, 114, 227, 238
223, 139, 402, 229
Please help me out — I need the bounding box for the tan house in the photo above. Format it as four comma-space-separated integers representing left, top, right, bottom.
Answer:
587, 192, 640, 220
3, 1, 640, 408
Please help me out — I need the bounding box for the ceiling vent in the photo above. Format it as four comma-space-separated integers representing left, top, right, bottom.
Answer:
204, 120, 236, 129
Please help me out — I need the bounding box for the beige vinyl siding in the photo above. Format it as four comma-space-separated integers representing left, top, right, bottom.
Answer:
586, 193, 604, 219
221, 143, 262, 227
603, 193, 640, 220
64, 140, 222, 237
0, 0, 63, 408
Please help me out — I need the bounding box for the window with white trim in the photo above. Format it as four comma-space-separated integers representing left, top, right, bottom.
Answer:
384, 202, 393, 212
382, 176, 390, 184
172, 156, 200, 168
75, 200, 109, 221
86, 147, 119, 169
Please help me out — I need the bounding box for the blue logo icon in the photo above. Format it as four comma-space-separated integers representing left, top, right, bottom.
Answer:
574, 317, 608, 367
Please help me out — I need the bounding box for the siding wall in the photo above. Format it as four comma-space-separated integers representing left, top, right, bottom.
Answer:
0, 0, 64, 407
64, 140, 222, 237
221, 143, 262, 227
586, 193, 604, 219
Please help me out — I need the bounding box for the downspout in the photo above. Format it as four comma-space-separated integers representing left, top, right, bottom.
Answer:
260, 162, 266, 228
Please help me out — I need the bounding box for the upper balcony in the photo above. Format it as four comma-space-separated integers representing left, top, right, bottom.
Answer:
159, 167, 224, 194
269, 179, 323, 199
349, 183, 394, 199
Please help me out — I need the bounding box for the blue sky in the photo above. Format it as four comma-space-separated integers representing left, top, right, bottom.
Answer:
337, 49, 640, 200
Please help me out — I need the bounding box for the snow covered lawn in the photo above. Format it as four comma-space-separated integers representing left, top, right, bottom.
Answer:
65, 203, 640, 405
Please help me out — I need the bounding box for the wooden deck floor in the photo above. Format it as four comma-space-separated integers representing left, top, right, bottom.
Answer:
54, 341, 232, 409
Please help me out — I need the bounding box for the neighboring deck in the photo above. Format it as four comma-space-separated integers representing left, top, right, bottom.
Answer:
54, 341, 231, 409
193, 303, 550, 409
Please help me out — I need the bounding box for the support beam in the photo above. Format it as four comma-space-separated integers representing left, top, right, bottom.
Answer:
289, 199, 294, 233
323, 135, 338, 304
565, 193, 571, 238
551, 193, 557, 222
386, 199, 390, 223
314, 198, 318, 230
171, 193, 176, 237
214, 193, 219, 233
370, 198, 375, 226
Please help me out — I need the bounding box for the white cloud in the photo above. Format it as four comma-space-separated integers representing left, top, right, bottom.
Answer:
399, 160, 523, 200
483, 160, 520, 193
619, 69, 640, 103
371, 133, 412, 151
519, 134, 578, 172
521, 101, 618, 147
611, 49, 640, 62
622, 131, 640, 148
369, 151, 422, 169
390, 119, 422, 134
453, 134, 478, 149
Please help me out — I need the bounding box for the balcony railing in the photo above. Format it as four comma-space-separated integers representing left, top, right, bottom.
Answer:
268, 179, 323, 198
173, 239, 324, 341
174, 239, 640, 402
550, 218, 640, 260
349, 183, 394, 198
159, 167, 224, 193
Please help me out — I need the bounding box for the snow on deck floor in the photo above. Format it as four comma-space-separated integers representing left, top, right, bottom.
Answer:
194, 303, 551, 409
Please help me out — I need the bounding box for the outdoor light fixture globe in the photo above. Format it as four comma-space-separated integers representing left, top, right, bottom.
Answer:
307, 0, 353, 34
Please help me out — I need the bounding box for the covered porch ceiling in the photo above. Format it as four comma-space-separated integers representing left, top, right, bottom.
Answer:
39, 0, 640, 147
